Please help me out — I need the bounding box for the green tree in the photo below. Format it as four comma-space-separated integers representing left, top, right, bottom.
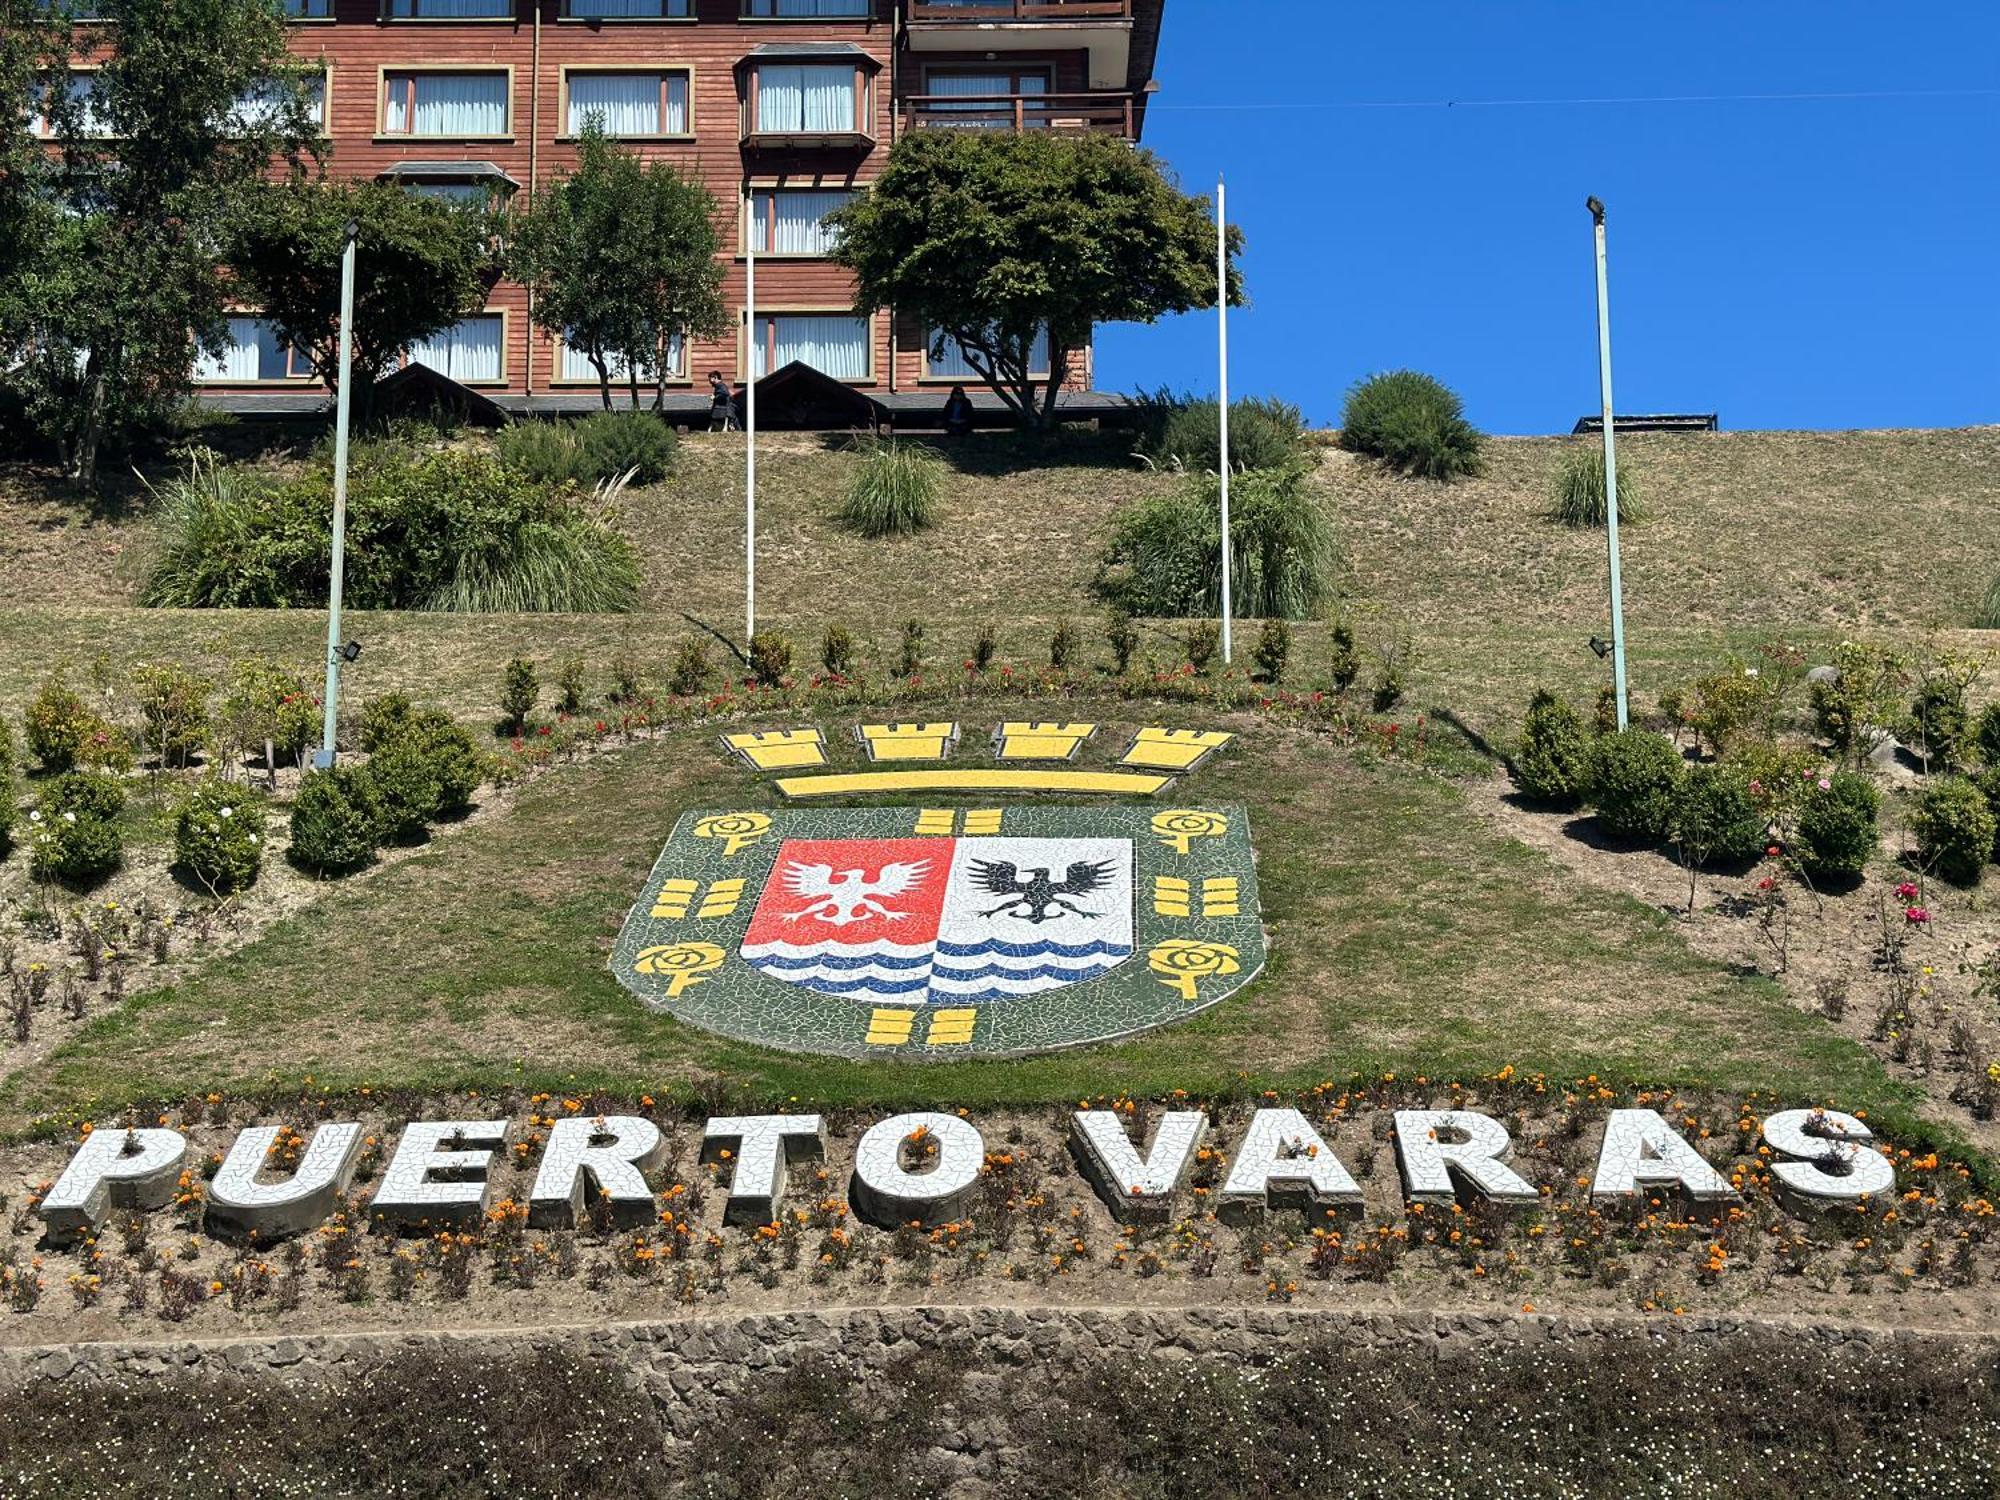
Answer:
508, 126, 727, 411
0, 0, 319, 487
227, 178, 495, 424
828, 130, 1239, 428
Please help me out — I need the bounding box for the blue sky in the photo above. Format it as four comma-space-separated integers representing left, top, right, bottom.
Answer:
1096, 0, 1998, 434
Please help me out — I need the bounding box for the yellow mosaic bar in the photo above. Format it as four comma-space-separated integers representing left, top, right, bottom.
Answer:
962, 809, 1004, 835
776, 769, 1173, 800
865, 1007, 917, 1046
914, 808, 957, 835
650, 878, 701, 919
722, 728, 827, 771
925, 1008, 978, 1046
696, 878, 747, 919
858, 722, 960, 762
1153, 876, 1193, 918
1119, 728, 1235, 772
1202, 876, 1241, 917
993, 721, 1097, 762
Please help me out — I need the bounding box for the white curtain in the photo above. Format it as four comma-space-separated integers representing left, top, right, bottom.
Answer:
388, 0, 513, 16
756, 315, 867, 380
196, 318, 292, 382
567, 73, 683, 136
408, 316, 502, 383
229, 75, 324, 132
927, 72, 1046, 128
386, 73, 508, 137
561, 331, 683, 383
756, 66, 855, 133
752, 189, 856, 255
929, 324, 1048, 378
744, 0, 871, 15
567, 0, 690, 15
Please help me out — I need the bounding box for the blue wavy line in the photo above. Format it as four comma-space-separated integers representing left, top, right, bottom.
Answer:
935, 938, 1130, 959
750, 969, 932, 997
741, 950, 932, 973
931, 961, 1119, 984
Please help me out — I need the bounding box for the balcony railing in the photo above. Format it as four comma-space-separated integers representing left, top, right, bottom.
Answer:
901, 90, 1135, 136
907, 0, 1133, 20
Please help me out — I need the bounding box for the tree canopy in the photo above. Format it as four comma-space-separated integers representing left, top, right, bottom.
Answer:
0, 0, 319, 486
507, 127, 728, 411
227, 178, 497, 419
828, 130, 1241, 427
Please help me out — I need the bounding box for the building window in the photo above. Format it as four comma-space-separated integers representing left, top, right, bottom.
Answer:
927, 325, 1049, 380
386, 0, 514, 17
748, 187, 856, 256
561, 0, 693, 16
382, 72, 509, 138
229, 73, 327, 133
560, 331, 685, 384
284, 0, 333, 16
34, 74, 110, 138
407, 315, 504, 383
752, 65, 859, 134
407, 181, 499, 204
743, 0, 871, 15
565, 72, 690, 137
924, 69, 1050, 128
751, 313, 869, 380
195, 317, 312, 383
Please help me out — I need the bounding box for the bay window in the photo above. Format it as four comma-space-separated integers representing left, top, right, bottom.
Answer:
381, 71, 510, 138
750, 314, 869, 380
195, 318, 312, 383
564, 71, 690, 137
747, 188, 857, 256
407, 315, 504, 384
752, 65, 859, 134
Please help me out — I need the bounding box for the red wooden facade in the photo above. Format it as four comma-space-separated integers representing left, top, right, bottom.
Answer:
182, 0, 1166, 402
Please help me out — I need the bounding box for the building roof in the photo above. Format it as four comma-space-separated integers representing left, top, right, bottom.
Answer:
1572, 413, 1719, 435
740, 40, 880, 66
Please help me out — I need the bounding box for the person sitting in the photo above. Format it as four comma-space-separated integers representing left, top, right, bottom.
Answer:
708, 370, 737, 431
942, 384, 975, 438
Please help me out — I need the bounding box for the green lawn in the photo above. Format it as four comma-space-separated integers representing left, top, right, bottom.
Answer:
3, 705, 1898, 1128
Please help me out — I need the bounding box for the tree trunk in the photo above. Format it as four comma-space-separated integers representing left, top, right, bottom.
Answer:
70, 347, 110, 490
592, 351, 612, 411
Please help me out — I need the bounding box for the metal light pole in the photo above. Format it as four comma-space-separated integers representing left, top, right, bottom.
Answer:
744, 188, 758, 647
1216, 176, 1233, 665
1587, 195, 1630, 731
315, 219, 360, 770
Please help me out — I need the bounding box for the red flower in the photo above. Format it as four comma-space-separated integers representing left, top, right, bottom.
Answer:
1895, 881, 1920, 902
1905, 906, 1932, 926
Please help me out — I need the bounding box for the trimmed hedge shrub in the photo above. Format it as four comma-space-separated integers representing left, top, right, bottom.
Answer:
24, 670, 98, 772
1338, 370, 1484, 481
366, 708, 483, 840
1795, 772, 1881, 882
749, 632, 793, 688
1252, 617, 1290, 682
1588, 728, 1684, 842
289, 767, 382, 875
1515, 690, 1592, 807
28, 771, 125, 885
173, 780, 267, 894
1668, 764, 1768, 868
1976, 701, 2000, 769
499, 658, 537, 735
358, 693, 415, 755
1912, 777, 1994, 886
1910, 677, 1970, 769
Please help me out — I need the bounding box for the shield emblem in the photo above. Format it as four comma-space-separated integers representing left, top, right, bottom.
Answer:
740, 837, 1135, 1005
613, 805, 1263, 1060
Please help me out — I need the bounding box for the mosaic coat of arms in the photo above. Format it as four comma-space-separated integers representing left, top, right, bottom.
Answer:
613, 804, 1264, 1059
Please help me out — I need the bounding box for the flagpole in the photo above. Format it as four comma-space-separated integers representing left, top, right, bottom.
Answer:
1587, 195, 1629, 731
315, 220, 359, 771
745, 188, 758, 648
1216, 176, 1233, 666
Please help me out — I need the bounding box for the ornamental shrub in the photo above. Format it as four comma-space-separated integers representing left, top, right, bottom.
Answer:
749, 632, 793, 688
494, 420, 596, 487
217, 656, 320, 769
1253, 617, 1290, 683
1514, 690, 1592, 807
1098, 465, 1335, 620
1588, 728, 1684, 843
1183, 619, 1219, 674
969, 624, 998, 672
172, 780, 267, 894
1912, 777, 1994, 886
289, 767, 382, 875
358, 693, 416, 755
499, 658, 538, 734
1105, 611, 1138, 675
1910, 676, 1970, 770
575, 409, 676, 485
1548, 447, 1642, 527
28, 771, 126, 885
554, 657, 587, 715
1328, 617, 1361, 694
1668, 764, 1768, 868
1050, 619, 1081, 671
670, 638, 711, 696
897, 620, 925, 677
367, 708, 483, 839
24, 670, 97, 772
821, 625, 857, 679
1338, 370, 1484, 481
1975, 702, 2000, 769
839, 437, 943, 537
132, 663, 211, 769
1133, 390, 1308, 474
1794, 772, 1880, 883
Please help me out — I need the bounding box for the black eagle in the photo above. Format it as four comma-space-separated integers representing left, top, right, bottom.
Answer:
968, 858, 1116, 925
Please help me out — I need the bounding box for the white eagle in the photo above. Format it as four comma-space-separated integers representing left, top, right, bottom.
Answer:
779, 859, 931, 927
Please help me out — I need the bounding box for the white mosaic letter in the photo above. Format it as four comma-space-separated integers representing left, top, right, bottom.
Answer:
702, 1114, 826, 1226
1393, 1110, 1538, 1207
207, 1122, 364, 1240
849, 1111, 983, 1229
1761, 1107, 1896, 1211
370, 1120, 507, 1228
1070, 1109, 1207, 1223
1590, 1108, 1738, 1205
1218, 1108, 1362, 1223
529, 1115, 666, 1229
39, 1127, 187, 1244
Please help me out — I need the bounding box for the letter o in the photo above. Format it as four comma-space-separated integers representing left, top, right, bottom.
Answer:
849, 1111, 983, 1229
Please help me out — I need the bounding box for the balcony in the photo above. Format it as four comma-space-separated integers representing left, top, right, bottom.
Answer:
900, 89, 1136, 137
907, 0, 1131, 19
903, 1, 1137, 101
